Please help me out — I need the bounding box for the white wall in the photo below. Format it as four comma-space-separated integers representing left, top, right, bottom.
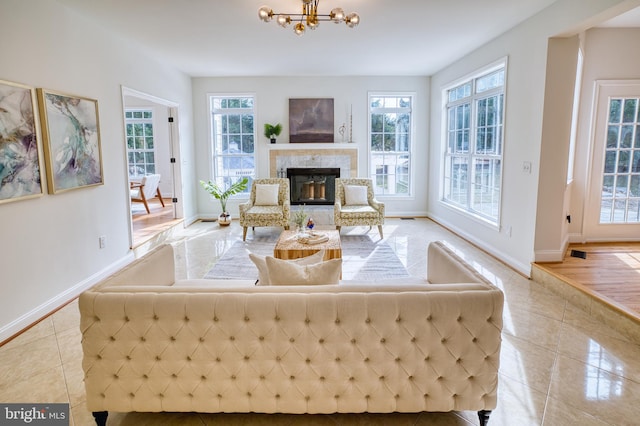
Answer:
427, 0, 636, 275
534, 36, 580, 262
0, 0, 194, 341
191, 76, 430, 218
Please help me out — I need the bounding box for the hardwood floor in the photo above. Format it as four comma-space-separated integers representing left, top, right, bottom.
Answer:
131, 199, 182, 247
535, 242, 640, 320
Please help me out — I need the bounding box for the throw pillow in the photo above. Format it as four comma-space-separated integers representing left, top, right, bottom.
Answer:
265, 256, 342, 286
255, 184, 280, 206
344, 185, 368, 205
249, 250, 325, 285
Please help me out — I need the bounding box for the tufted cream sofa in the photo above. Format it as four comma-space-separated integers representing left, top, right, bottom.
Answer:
79, 241, 503, 426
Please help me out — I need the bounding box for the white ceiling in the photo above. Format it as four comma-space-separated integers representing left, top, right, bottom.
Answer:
55, 0, 637, 77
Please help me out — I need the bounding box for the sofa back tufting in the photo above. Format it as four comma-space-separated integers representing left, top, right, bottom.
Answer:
79, 241, 503, 417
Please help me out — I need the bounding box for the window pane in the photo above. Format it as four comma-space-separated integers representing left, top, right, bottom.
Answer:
145, 152, 155, 165
618, 150, 630, 173
613, 199, 627, 223
602, 175, 614, 198
241, 115, 253, 134
633, 151, 640, 172
609, 99, 622, 123
371, 134, 383, 151
623, 99, 637, 123
607, 126, 619, 148
242, 135, 254, 154
604, 151, 617, 173
476, 69, 505, 93
616, 175, 629, 197
621, 125, 634, 148
630, 175, 640, 197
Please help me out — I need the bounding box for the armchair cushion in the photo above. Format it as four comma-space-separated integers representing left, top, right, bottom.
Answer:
255, 184, 280, 206
344, 185, 368, 205
265, 256, 342, 286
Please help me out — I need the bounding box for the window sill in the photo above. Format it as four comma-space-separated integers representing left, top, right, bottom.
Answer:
439, 200, 500, 231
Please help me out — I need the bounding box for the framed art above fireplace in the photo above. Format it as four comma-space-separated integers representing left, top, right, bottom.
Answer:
289, 98, 334, 143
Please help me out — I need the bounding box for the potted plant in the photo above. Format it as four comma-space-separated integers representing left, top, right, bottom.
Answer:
199, 177, 249, 226
291, 204, 307, 235
264, 123, 282, 144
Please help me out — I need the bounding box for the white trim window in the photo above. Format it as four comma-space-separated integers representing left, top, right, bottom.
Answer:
600, 96, 640, 223
369, 93, 414, 196
209, 95, 255, 194
125, 109, 155, 176
443, 63, 506, 224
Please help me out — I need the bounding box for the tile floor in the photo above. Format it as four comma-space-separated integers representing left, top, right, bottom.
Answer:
1, 218, 639, 425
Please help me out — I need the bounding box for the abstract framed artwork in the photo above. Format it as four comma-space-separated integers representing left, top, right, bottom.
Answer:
289, 98, 334, 143
0, 79, 44, 204
37, 89, 103, 193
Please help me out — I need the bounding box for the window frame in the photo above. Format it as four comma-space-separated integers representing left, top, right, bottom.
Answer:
208, 94, 256, 197
441, 59, 508, 227
367, 91, 416, 199
125, 109, 156, 177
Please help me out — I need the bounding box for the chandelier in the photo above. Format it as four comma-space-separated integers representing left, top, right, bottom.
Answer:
258, 0, 360, 36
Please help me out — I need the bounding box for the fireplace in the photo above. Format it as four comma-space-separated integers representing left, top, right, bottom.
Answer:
287, 168, 340, 205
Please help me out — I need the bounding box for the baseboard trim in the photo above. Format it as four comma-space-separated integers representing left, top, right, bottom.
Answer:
534, 249, 566, 263
427, 213, 532, 277
0, 252, 135, 345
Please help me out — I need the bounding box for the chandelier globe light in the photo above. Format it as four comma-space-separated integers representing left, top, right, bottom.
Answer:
258, 0, 360, 36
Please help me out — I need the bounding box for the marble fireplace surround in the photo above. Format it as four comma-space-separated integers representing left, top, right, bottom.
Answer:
269, 146, 358, 179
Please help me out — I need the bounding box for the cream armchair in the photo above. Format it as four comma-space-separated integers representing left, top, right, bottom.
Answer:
334, 178, 385, 238
239, 178, 290, 241
130, 174, 164, 214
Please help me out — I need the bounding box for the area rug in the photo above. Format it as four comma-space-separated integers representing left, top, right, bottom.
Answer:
204, 234, 410, 281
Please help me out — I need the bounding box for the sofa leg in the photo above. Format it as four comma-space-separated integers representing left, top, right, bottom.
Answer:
243, 227, 248, 241
336, 226, 341, 233
92, 411, 108, 426
478, 410, 491, 426
378, 225, 384, 239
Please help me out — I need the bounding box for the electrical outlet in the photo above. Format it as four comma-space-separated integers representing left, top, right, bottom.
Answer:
522, 161, 532, 174
99, 235, 106, 249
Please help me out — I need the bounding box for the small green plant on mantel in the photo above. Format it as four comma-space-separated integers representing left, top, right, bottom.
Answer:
199, 177, 249, 225
264, 123, 282, 143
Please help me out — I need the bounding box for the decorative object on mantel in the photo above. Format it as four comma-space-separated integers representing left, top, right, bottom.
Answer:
199, 177, 249, 226
289, 98, 334, 143
263, 123, 282, 144
258, 0, 359, 36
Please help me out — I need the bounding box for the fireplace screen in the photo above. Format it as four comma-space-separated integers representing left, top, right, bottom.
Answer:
287, 168, 340, 205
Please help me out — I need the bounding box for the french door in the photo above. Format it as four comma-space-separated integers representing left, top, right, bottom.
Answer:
585, 80, 640, 240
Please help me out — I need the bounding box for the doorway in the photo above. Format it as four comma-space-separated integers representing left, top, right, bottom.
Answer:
121, 87, 184, 248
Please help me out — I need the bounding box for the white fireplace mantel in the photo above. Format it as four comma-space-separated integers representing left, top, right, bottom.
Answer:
269, 145, 358, 178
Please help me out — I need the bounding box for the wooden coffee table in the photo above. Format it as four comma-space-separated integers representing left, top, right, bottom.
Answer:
273, 229, 342, 261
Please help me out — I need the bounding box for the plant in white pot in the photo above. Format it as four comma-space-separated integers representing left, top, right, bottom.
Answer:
264, 123, 282, 144
199, 177, 249, 226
